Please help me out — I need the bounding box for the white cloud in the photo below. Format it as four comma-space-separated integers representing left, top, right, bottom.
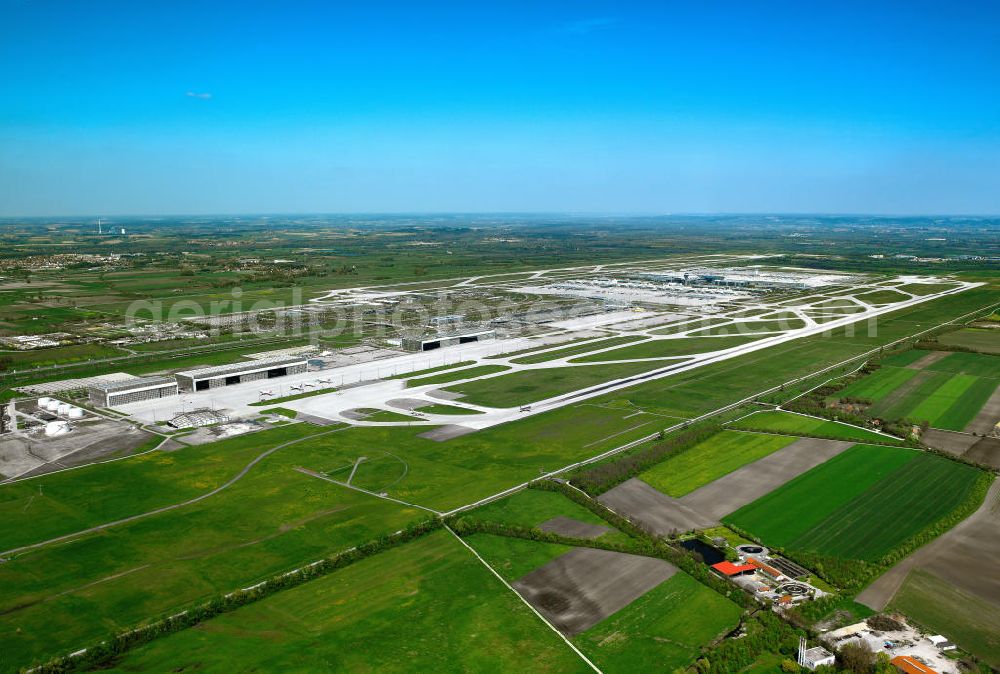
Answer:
185, 91, 212, 100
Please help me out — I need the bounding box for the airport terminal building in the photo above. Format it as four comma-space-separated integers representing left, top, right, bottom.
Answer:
174, 357, 308, 392
88, 376, 179, 407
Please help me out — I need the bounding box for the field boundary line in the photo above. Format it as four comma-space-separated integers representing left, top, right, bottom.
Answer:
444, 525, 603, 674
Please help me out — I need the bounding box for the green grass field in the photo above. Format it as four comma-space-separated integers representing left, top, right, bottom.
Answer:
907, 374, 997, 430
853, 289, 911, 305
938, 328, 1000, 354
387, 360, 475, 379
833, 350, 1000, 430
464, 532, 574, 580
725, 444, 982, 561
574, 572, 742, 672
571, 334, 764, 362
445, 361, 675, 407
889, 570, 1000, 669
510, 335, 644, 364
929, 351, 1000, 379
834, 366, 918, 402
690, 318, 806, 336
355, 407, 420, 422
649, 317, 732, 335
462, 488, 632, 545
729, 411, 901, 444
89, 531, 591, 674
639, 430, 798, 497
0, 441, 424, 671
406, 363, 510, 387
415, 402, 482, 415
0, 423, 326, 552
300, 402, 670, 511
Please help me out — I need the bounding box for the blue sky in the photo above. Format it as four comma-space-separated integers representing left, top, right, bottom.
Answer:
1, 0, 999, 216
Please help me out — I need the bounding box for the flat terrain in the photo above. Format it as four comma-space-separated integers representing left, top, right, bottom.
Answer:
444, 361, 680, 407
297, 403, 667, 512
680, 437, 855, 522
0, 423, 326, 552
939, 327, 1000, 354
598, 478, 719, 534
729, 410, 901, 444
889, 571, 1000, 669
834, 350, 1000, 431
574, 572, 742, 672
639, 430, 798, 497
0, 441, 424, 672
511, 547, 676, 636
725, 444, 983, 561
86, 531, 592, 674
465, 533, 574, 581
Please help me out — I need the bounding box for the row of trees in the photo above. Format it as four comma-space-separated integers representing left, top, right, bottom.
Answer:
31, 518, 441, 673
568, 423, 723, 495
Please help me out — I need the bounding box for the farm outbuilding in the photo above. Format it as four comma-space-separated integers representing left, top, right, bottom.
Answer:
711, 561, 756, 577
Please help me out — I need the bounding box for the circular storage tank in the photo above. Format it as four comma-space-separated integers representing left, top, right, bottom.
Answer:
44, 421, 71, 437
38, 396, 52, 407
68, 407, 85, 419
57, 403, 71, 416
45, 399, 61, 411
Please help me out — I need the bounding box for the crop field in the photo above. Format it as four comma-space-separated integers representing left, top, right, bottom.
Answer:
832, 351, 1000, 430
928, 351, 1000, 379
89, 531, 592, 674
444, 361, 677, 407
834, 366, 919, 401
889, 570, 1000, 668
574, 572, 742, 672
939, 327, 1000, 354
571, 334, 765, 362
724, 444, 982, 561
0, 441, 424, 671
729, 411, 901, 444
639, 430, 797, 497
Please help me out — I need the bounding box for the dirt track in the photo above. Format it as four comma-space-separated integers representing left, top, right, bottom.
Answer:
906, 350, 950, 370
512, 547, 675, 635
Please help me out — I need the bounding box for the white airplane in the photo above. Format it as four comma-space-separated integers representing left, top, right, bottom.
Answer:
289, 384, 304, 392
317, 377, 333, 385
258, 389, 274, 397
302, 381, 316, 388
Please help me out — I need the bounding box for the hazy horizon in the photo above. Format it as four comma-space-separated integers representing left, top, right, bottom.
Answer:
3, 1, 999, 217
